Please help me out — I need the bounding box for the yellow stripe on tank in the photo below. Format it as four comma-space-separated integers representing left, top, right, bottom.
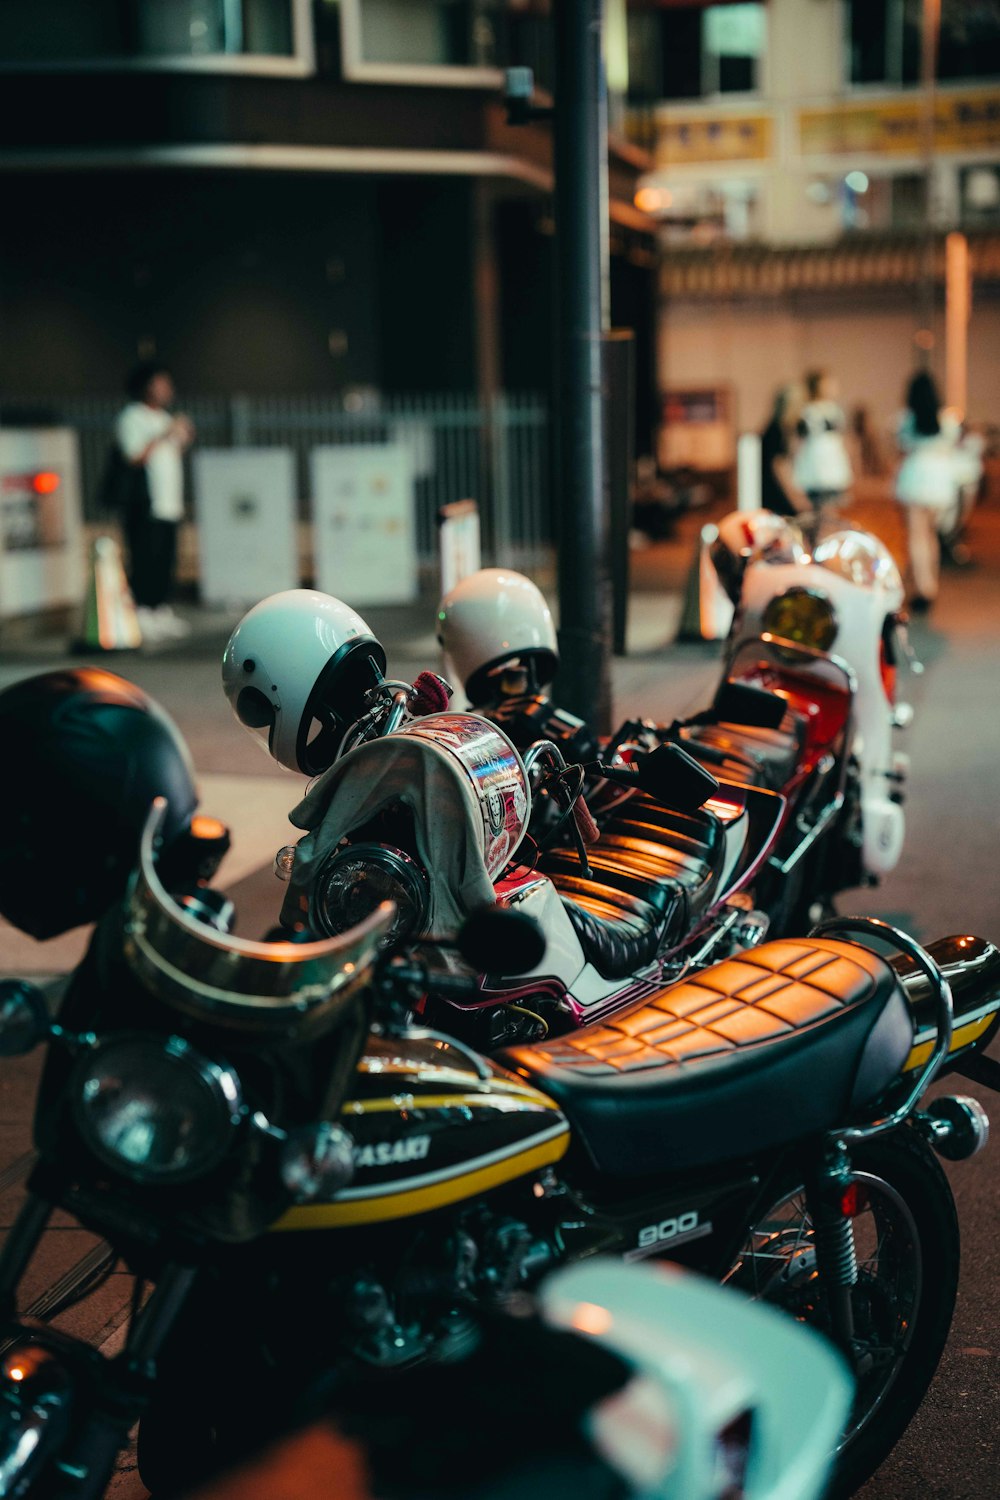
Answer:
271, 1130, 570, 1232
903, 1011, 996, 1073
341, 1091, 561, 1116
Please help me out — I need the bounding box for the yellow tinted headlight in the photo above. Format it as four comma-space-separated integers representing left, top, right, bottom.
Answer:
762, 588, 838, 651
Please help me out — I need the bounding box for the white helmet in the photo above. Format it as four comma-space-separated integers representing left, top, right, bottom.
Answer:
222, 590, 386, 774
437, 568, 558, 703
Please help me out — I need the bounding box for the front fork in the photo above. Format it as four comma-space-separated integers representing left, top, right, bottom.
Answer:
0, 1191, 196, 1500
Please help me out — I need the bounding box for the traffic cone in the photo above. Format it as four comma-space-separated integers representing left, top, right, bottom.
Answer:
677, 523, 734, 642
81, 535, 142, 651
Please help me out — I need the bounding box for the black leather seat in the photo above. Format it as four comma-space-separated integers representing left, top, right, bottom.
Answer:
537, 793, 724, 980
680, 713, 805, 792
499, 939, 913, 1176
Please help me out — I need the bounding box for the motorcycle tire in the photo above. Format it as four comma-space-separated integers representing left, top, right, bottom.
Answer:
726, 1126, 958, 1499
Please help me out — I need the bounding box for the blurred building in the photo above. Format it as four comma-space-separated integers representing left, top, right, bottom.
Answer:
627, 0, 1000, 462
0, 0, 657, 444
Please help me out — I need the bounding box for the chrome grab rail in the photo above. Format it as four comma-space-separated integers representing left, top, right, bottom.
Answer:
811, 916, 954, 1145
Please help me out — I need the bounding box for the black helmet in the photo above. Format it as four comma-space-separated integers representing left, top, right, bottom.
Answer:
0, 669, 198, 939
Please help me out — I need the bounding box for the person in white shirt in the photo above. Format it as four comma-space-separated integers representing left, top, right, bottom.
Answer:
894, 370, 960, 610
792, 370, 853, 530
115, 363, 195, 640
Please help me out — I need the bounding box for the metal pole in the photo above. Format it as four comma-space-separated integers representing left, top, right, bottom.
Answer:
553, 0, 613, 734
917, 0, 941, 359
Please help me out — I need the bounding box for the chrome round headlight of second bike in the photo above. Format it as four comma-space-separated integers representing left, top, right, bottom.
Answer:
311, 842, 429, 946
71, 1034, 243, 1184
762, 586, 839, 652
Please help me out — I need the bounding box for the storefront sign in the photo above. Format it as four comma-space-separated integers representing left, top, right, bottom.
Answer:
653, 111, 772, 166
311, 443, 417, 605
193, 448, 298, 607
799, 88, 1000, 157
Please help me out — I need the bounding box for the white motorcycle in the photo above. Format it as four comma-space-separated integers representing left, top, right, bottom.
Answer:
723, 518, 915, 883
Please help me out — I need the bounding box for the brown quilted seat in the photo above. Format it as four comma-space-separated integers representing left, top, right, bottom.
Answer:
679, 714, 804, 792
536, 791, 726, 978
499, 939, 914, 1176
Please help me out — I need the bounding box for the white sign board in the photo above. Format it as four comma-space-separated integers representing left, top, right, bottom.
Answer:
311, 443, 417, 605
439, 500, 481, 597
0, 427, 85, 619
193, 448, 298, 607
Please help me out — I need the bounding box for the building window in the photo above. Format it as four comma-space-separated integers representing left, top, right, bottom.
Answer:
846, 0, 1000, 87
628, 2, 765, 104
338, 0, 553, 87
0, 0, 308, 73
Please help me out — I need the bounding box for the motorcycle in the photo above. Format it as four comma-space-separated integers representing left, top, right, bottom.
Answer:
0, 804, 863, 1500
434, 532, 913, 928
725, 522, 915, 883
1, 800, 996, 1498
223, 586, 864, 1043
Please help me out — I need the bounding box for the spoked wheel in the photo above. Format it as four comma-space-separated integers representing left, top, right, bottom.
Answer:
725, 1129, 958, 1497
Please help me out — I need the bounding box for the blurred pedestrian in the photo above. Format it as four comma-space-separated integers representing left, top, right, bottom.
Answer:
114, 362, 194, 640
792, 370, 852, 521
894, 371, 960, 611
760, 384, 809, 518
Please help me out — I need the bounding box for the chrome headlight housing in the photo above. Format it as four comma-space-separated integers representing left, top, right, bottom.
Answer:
311, 843, 429, 947
762, 587, 839, 652
71, 1034, 243, 1185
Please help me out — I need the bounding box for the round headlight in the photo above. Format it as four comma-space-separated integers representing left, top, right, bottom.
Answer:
311, 842, 429, 946
762, 587, 838, 651
72, 1035, 242, 1184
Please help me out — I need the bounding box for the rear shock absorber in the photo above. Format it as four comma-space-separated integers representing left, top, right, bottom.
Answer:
808, 1145, 860, 1355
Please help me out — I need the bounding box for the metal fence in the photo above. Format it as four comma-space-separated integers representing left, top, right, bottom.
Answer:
14, 391, 553, 573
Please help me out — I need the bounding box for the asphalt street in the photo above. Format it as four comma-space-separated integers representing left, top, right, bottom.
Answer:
0, 492, 998, 1496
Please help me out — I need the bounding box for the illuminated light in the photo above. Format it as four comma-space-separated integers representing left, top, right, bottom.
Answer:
914, 328, 935, 351
839, 1181, 867, 1218
634, 186, 673, 214
190, 815, 227, 841
845, 171, 869, 194
31, 471, 60, 495
6, 1366, 25, 1382
570, 1301, 613, 1336
762, 588, 839, 652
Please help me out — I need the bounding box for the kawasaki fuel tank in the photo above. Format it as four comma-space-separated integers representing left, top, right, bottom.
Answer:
273, 1031, 568, 1231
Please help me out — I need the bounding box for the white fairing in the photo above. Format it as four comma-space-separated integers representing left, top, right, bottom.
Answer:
541, 1259, 851, 1500
737, 528, 907, 878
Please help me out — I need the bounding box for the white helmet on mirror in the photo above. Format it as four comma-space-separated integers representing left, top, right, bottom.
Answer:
222, 589, 386, 774
437, 568, 558, 704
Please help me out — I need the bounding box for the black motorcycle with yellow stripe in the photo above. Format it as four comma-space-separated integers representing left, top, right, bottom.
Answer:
1, 804, 999, 1499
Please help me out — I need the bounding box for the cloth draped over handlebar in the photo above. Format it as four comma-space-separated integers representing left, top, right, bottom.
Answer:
280, 736, 497, 936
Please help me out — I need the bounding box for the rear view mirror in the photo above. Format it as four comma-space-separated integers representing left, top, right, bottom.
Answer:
458, 907, 546, 976
713, 681, 787, 731
635, 743, 720, 810
588, 743, 719, 813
